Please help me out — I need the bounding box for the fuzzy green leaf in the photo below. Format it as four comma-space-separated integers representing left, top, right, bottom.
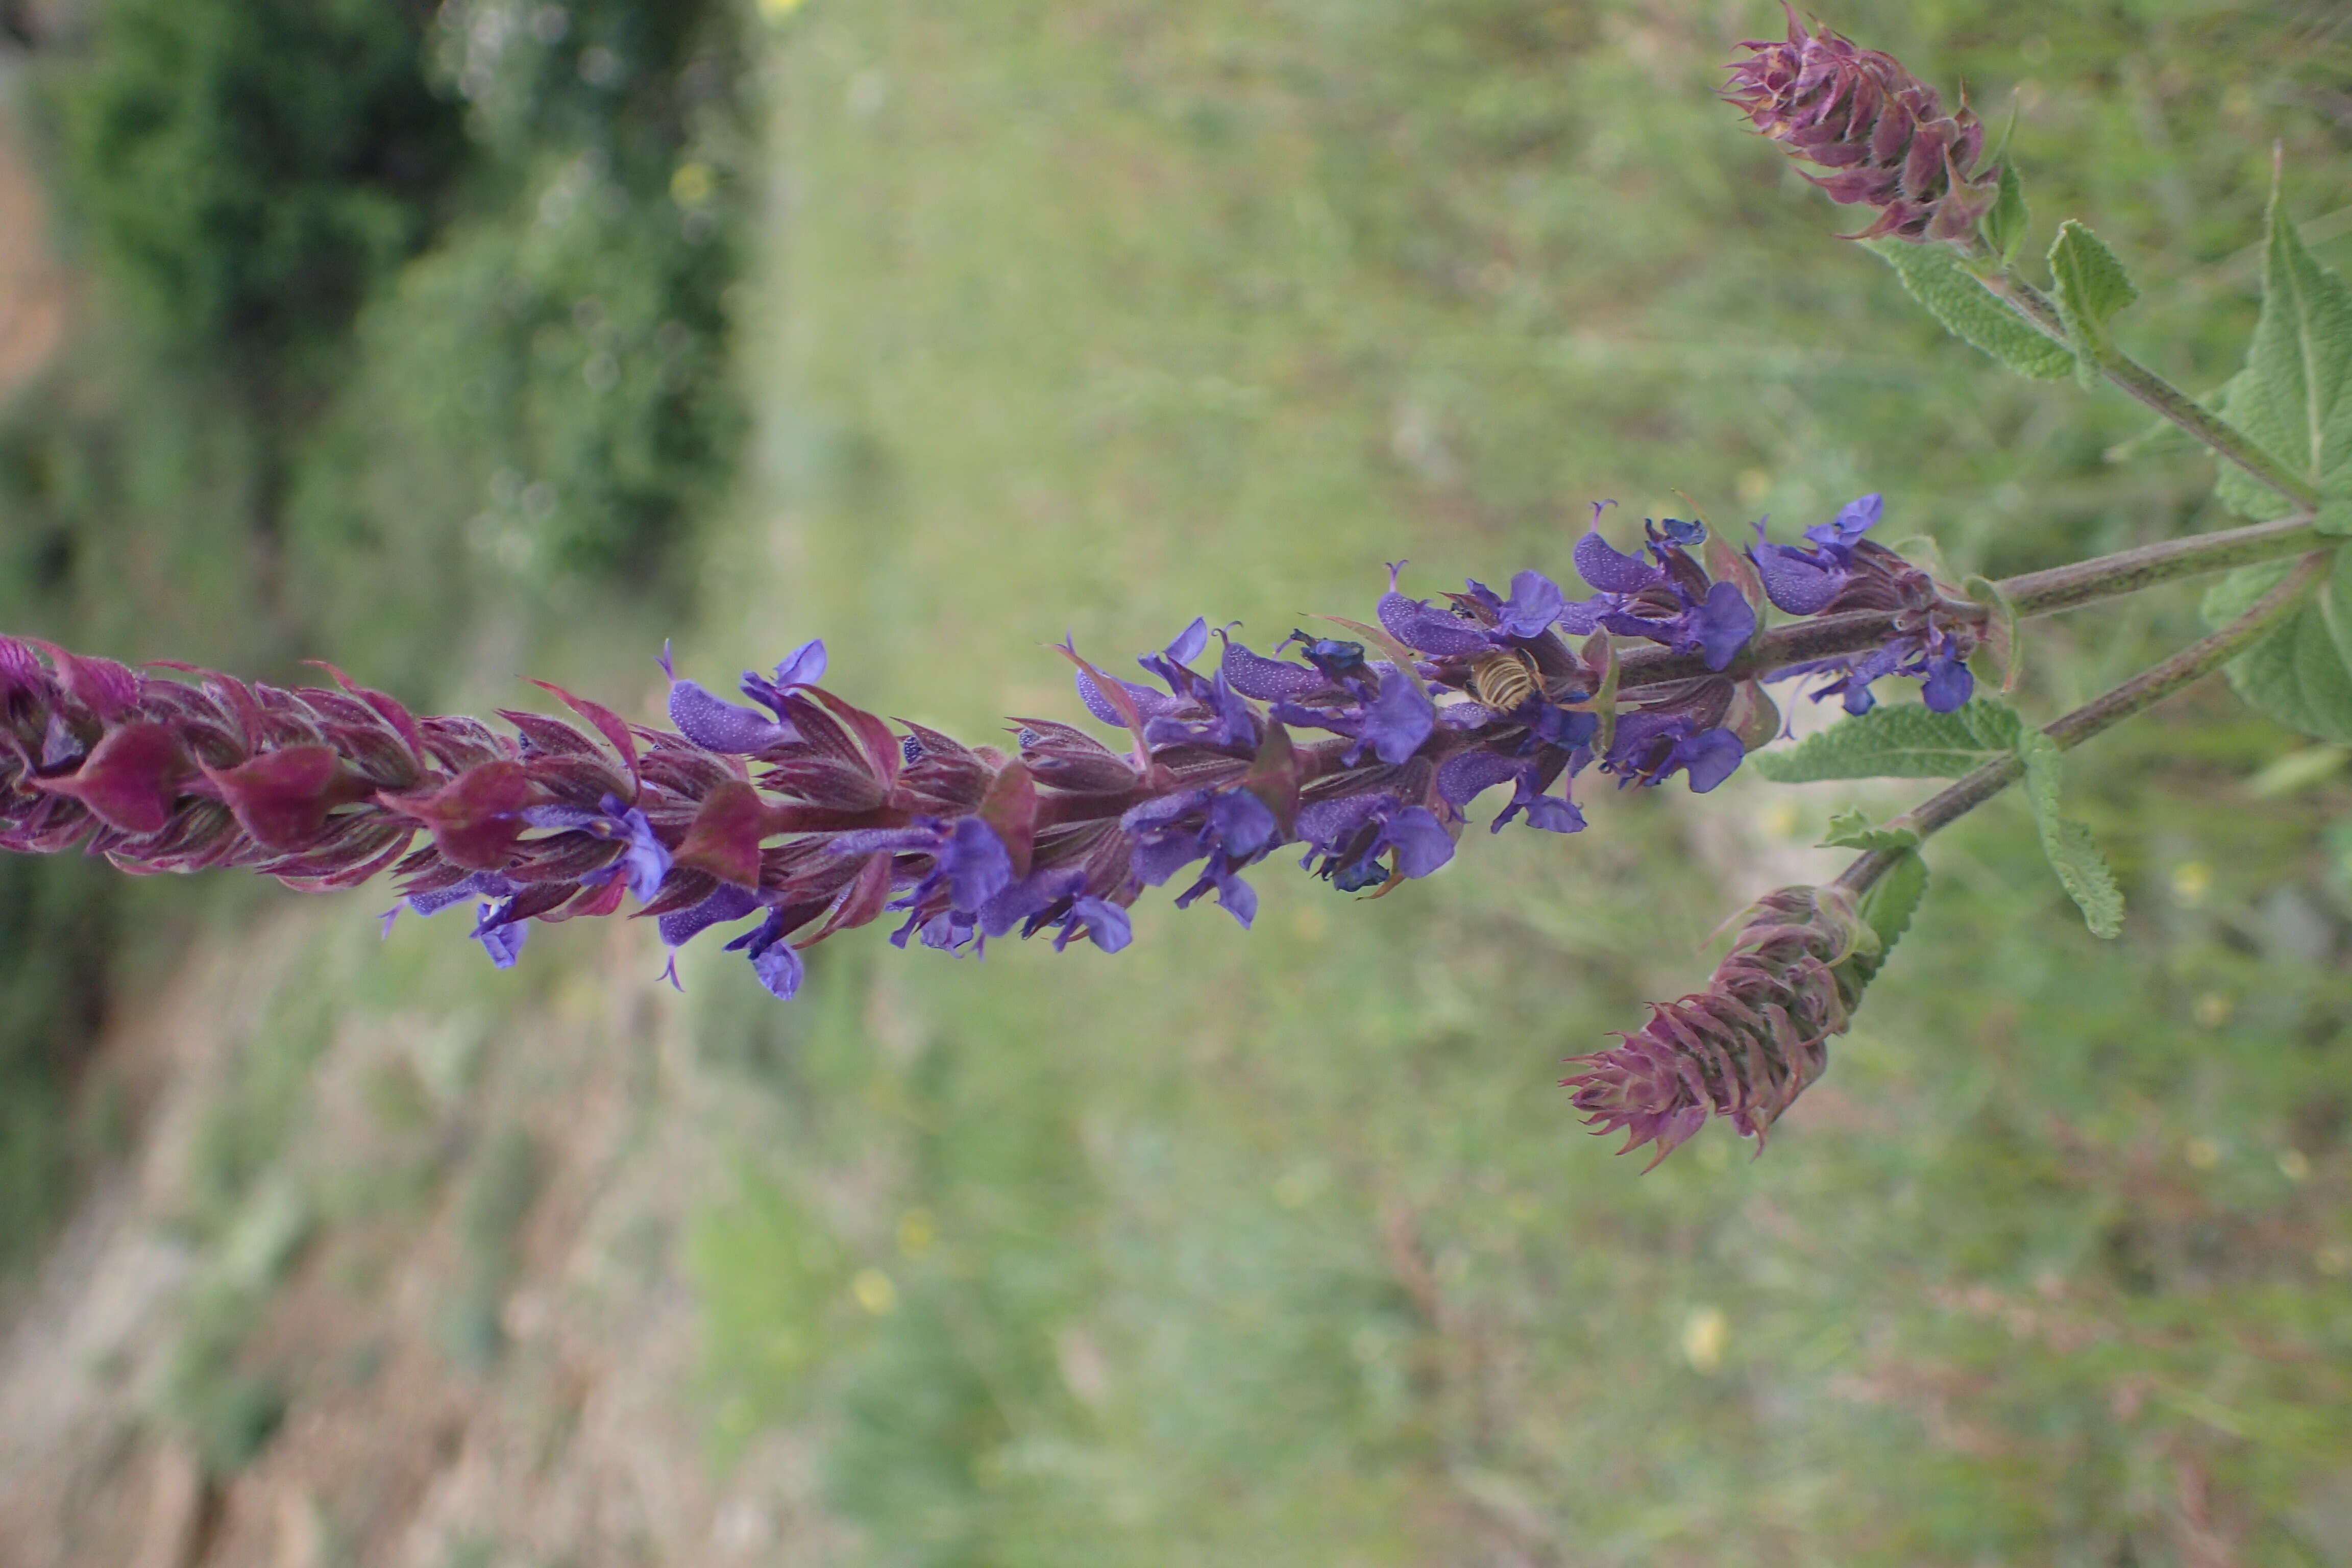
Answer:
1865, 240, 2073, 381
2214, 195, 2352, 534
2014, 729, 2125, 938
1983, 164, 2029, 266
1820, 807, 1921, 852
2048, 220, 2139, 390
1855, 849, 1929, 960
2202, 547, 2352, 742
2040, 817, 2124, 938
1749, 698, 2022, 783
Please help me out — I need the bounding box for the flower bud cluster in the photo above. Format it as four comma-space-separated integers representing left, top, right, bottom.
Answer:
1562, 885, 1873, 1167
1725, 8, 1998, 244
0, 495, 1961, 1161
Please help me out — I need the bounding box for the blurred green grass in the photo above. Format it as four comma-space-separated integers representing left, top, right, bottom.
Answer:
681, 1, 2352, 1561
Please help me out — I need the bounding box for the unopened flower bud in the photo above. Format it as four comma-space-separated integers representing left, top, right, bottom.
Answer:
1726, 10, 1998, 244
1563, 885, 1874, 1167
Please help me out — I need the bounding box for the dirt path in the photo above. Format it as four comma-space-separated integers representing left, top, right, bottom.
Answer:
0, 60, 68, 403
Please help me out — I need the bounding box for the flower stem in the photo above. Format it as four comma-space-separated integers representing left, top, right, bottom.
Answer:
1614, 510, 2321, 692
1830, 547, 2334, 897
1973, 268, 2320, 512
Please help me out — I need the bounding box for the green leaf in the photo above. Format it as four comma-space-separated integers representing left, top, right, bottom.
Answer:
1820, 807, 1920, 852
2214, 193, 2352, 534
1982, 163, 2029, 266
2048, 220, 2139, 390
1962, 573, 2023, 694
2014, 729, 2125, 938
2039, 818, 2124, 939
2202, 547, 2352, 742
1855, 849, 1929, 959
1865, 240, 2073, 382
1749, 698, 2023, 783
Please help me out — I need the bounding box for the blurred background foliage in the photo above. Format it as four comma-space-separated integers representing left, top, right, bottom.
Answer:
0, 0, 748, 1260
2, 0, 2351, 1562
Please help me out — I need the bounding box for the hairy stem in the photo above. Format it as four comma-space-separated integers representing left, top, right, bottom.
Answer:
1974, 268, 2319, 512
1830, 547, 2334, 897
1614, 510, 2321, 692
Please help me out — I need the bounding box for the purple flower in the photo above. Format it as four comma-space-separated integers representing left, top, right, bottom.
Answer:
1219, 634, 1332, 701
1272, 666, 1435, 768
738, 638, 828, 718
662, 642, 798, 754
1567, 520, 1756, 673
659, 884, 764, 949
976, 866, 1137, 952
1127, 786, 1279, 928
381, 870, 517, 935
1379, 564, 1576, 656
524, 793, 672, 902
1298, 796, 1455, 891
1497, 768, 1586, 834
834, 815, 1016, 950
1435, 749, 1588, 835
1769, 633, 1974, 716
470, 897, 530, 970
1751, 494, 1881, 615
722, 904, 808, 999
1604, 712, 1745, 793
1754, 495, 1977, 714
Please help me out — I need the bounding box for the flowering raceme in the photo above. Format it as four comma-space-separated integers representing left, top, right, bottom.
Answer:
0, 499, 1977, 1158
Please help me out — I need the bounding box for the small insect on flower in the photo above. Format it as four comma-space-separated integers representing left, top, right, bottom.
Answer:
1467, 649, 1540, 713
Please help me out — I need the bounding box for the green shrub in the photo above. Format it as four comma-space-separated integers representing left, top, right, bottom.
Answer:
45, 0, 463, 355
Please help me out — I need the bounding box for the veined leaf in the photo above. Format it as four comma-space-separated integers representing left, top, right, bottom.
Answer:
2202, 546, 2352, 743
1749, 698, 2022, 783
1866, 240, 2073, 382
1820, 807, 1921, 852
2014, 729, 2124, 938
2048, 220, 2139, 390
1983, 163, 2029, 266
1855, 849, 1929, 960
2214, 193, 2352, 534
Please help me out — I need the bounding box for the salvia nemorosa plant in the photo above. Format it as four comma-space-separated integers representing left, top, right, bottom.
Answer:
7, 17, 2350, 1167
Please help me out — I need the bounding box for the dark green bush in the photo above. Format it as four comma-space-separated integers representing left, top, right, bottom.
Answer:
46, 0, 463, 355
